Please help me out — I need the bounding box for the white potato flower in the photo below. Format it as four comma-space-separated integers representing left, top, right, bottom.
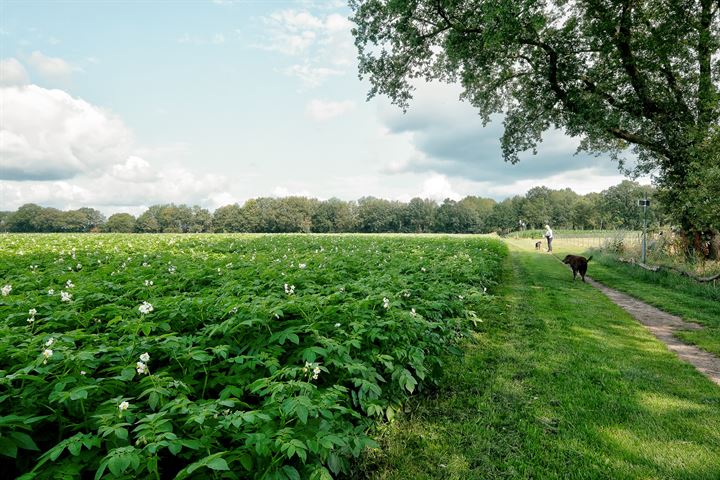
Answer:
139, 301, 154, 314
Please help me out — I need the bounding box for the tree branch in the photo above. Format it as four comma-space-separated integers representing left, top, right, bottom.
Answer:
639, 17, 693, 119
607, 127, 669, 157
580, 75, 621, 109
614, 0, 662, 120
697, 0, 715, 132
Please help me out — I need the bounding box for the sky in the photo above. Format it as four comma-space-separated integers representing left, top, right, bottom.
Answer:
0, 0, 642, 216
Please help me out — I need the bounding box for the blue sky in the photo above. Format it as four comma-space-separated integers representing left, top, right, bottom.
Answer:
0, 0, 637, 215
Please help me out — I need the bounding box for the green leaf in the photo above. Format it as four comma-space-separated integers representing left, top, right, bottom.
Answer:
327, 452, 342, 475
0, 438, 18, 458
205, 457, 229, 471
282, 465, 301, 480
67, 440, 82, 456
239, 453, 253, 471
108, 454, 130, 476
69, 388, 88, 400
296, 404, 308, 424
149, 391, 159, 410
94, 461, 108, 480
181, 439, 200, 450
49, 444, 65, 461
183, 452, 229, 476
10, 432, 39, 451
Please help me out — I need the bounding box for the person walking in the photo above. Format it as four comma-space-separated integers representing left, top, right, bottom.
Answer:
544, 224, 553, 253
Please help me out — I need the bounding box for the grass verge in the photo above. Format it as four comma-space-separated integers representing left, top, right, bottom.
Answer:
586, 253, 720, 356
355, 247, 720, 479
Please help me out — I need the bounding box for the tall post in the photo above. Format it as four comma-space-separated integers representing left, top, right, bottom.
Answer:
641, 193, 648, 264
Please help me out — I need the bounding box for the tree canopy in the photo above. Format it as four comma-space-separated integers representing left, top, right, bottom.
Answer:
350, 0, 720, 254
0, 182, 664, 235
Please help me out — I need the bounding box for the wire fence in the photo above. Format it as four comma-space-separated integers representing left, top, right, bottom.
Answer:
507, 229, 643, 249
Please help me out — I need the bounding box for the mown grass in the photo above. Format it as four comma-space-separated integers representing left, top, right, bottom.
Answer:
585, 253, 720, 357
355, 246, 720, 479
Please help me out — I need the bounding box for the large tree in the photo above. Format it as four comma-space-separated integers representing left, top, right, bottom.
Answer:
350, 0, 720, 255
104, 213, 136, 233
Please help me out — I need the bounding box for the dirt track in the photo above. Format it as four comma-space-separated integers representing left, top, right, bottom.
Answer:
587, 277, 720, 386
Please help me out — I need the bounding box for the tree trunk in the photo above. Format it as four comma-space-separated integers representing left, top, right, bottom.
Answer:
708, 230, 720, 260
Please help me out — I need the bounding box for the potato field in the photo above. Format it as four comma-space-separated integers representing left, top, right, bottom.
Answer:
0, 234, 505, 479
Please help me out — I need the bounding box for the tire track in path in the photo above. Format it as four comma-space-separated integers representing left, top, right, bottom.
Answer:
586, 276, 720, 386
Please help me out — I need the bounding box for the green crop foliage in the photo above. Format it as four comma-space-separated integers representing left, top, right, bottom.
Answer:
0, 233, 505, 479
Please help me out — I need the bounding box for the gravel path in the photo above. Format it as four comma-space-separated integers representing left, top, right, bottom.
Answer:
587, 277, 720, 386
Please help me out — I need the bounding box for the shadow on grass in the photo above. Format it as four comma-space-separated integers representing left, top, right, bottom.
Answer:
355, 251, 720, 480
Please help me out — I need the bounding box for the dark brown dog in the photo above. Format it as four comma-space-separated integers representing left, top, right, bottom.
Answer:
535, 241, 542, 250
562, 255, 592, 282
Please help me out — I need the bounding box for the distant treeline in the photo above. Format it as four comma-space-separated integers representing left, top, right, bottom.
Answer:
0, 181, 664, 234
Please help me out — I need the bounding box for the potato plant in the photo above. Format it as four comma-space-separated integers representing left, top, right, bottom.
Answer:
0, 234, 505, 479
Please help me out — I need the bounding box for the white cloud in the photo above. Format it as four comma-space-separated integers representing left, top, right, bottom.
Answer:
0, 162, 232, 213
272, 185, 314, 198
483, 168, 646, 198
111, 156, 158, 183
177, 32, 226, 45
27, 51, 75, 80
261, 9, 351, 58
258, 8, 355, 85
305, 99, 355, 121
295, 0, 347, 9
419, 174, 462, 201
282, 62, 343, 87
270, 10, 323, 32
0, 58, 29, 86
377, 81, 622, 182
0, 85, 133, 180
207, 191, 237, 209
323, 13, 352, 33
0, 83, 239, 214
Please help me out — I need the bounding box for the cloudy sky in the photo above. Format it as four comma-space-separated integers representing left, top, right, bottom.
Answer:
1, 0, 638, 215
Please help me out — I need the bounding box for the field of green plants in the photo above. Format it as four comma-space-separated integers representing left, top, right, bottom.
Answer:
0, 233, 505, 479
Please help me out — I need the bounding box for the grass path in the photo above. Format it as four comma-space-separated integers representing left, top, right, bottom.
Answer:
357, 246, 720, 479
585, 276, 720, 386
586, 254, 720, 357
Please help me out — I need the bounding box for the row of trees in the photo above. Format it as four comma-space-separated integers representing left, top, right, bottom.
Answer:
0, 181, 663, 234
